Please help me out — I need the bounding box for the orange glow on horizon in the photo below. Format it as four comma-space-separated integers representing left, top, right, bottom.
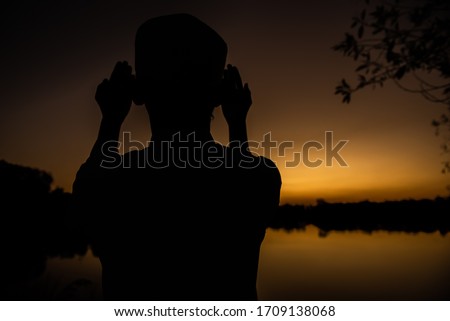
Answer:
1, 1, 448, 205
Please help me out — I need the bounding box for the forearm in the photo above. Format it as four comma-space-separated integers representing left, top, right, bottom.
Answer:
73, 61, 131, 198
222, 65, 251, 154
228, 121, 249, 153
73, 117, 122, 198
73, 117, 122, 196
89, 117, 122, 164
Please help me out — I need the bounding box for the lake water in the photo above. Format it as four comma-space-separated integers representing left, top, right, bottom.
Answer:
25, 226, 450, 300
258, 227, 450, 300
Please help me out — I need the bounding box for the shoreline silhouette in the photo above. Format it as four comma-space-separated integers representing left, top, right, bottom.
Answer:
1, 158, 448, 300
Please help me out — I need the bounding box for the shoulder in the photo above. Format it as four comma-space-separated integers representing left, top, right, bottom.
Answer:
232, 154, 281, 189
122, 149, 143, 160
254, 156, 282, 187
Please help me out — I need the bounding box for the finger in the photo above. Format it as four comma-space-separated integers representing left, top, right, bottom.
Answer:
223, 68, 232, 92
231, 66, 243, 90
244, 83, 251, 93
223, 67, 229, 82
244, 83, 252, 105
226, 64, 235, 88
124, 64, 132, 82
97, 78, 109, 89
111, 61, 132, 83
124, 61, 131, 72
119, 61, 130, 76
126, 64, 134, 85
95, 79, 109, 100
110, 61, 123, 81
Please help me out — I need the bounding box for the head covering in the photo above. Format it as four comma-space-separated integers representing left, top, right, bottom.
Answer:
135, 14, 227, 91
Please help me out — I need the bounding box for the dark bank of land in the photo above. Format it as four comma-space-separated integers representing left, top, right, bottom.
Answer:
2, 159, 449, 245
1, 159, 449, 299
1, 159, 450, 260
270, 198, 450, 236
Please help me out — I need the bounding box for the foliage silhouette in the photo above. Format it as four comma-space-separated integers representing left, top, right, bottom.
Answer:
270, 197, 450, 236
333, 0, 450, 173
0, 159, 89, 299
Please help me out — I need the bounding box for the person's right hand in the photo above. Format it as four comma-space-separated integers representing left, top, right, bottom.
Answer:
95, 61, 135, 124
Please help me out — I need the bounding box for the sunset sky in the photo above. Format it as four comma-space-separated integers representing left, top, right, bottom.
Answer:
0, 0, 448, 205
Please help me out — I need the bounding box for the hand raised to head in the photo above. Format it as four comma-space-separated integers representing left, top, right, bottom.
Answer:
95, 61, 135, 124
222, 64, 252, 127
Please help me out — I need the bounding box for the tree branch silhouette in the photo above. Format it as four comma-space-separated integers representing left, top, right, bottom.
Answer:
333, 0, 450, 175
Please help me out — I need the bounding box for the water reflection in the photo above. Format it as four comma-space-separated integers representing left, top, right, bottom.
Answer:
1, 249, 101, 300
3, 228, 449, 300
258, 227, 450, 300
2, 160, 448, 299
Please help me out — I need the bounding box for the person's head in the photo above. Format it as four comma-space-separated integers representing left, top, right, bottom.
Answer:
134, 14, 227, 133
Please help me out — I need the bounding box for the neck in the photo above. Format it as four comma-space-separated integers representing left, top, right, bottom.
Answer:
151, 130, 213, 142
150, 123, 214, 143
146, 104, 215, 143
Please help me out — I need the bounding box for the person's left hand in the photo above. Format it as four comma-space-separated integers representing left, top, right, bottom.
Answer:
222, 64, 252, 127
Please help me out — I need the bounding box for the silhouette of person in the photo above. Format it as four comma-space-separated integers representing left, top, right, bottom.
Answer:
73, 13, 281, 300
